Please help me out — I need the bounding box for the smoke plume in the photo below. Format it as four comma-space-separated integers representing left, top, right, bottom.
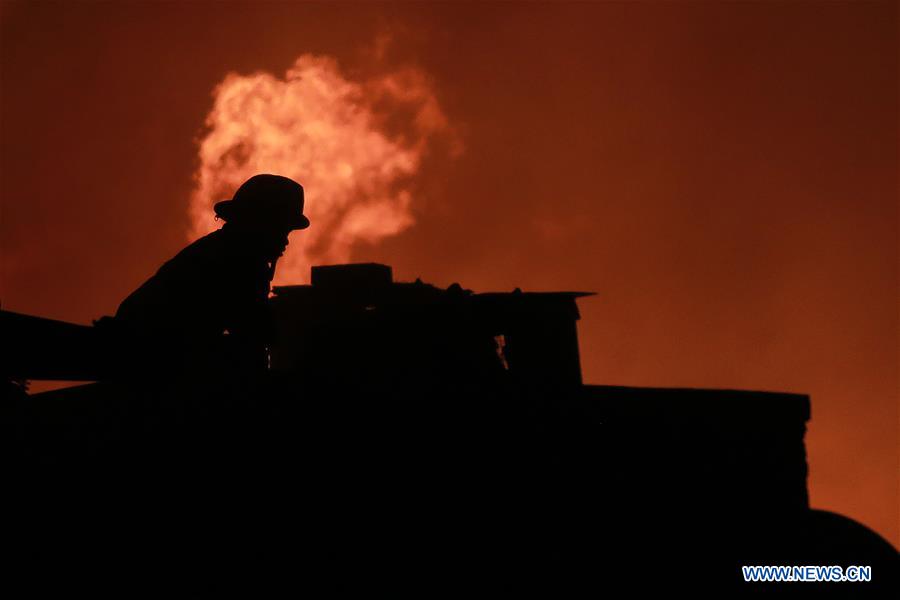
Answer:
190, 54, 456, 283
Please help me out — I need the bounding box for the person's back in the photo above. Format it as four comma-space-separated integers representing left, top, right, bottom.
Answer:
116, 229, 270, 339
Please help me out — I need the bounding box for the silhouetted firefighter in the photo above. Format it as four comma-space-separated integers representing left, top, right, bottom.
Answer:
112, 173, 309, 376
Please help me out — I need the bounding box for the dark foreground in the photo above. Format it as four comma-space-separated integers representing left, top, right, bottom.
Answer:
3, 264, 897, 593
5, 377, 897, 595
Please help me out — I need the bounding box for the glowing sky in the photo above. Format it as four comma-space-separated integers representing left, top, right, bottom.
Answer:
1, 1, 896, 544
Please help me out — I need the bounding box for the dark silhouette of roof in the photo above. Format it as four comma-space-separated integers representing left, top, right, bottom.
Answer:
2, 263, 896, 594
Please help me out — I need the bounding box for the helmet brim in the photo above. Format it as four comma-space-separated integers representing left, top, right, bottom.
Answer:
214, 199, 310, 230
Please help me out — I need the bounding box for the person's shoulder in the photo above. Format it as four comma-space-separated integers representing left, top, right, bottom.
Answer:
154, 229, 233, 277
172, 229, 230, 260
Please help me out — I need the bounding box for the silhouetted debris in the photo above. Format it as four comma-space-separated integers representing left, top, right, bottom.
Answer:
269, 263, 591, 390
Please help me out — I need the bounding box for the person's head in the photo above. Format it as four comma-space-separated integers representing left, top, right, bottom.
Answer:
213, 174, 310, 257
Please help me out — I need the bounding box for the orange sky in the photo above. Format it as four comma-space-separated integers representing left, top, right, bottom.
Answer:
1, 1, 897, 545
